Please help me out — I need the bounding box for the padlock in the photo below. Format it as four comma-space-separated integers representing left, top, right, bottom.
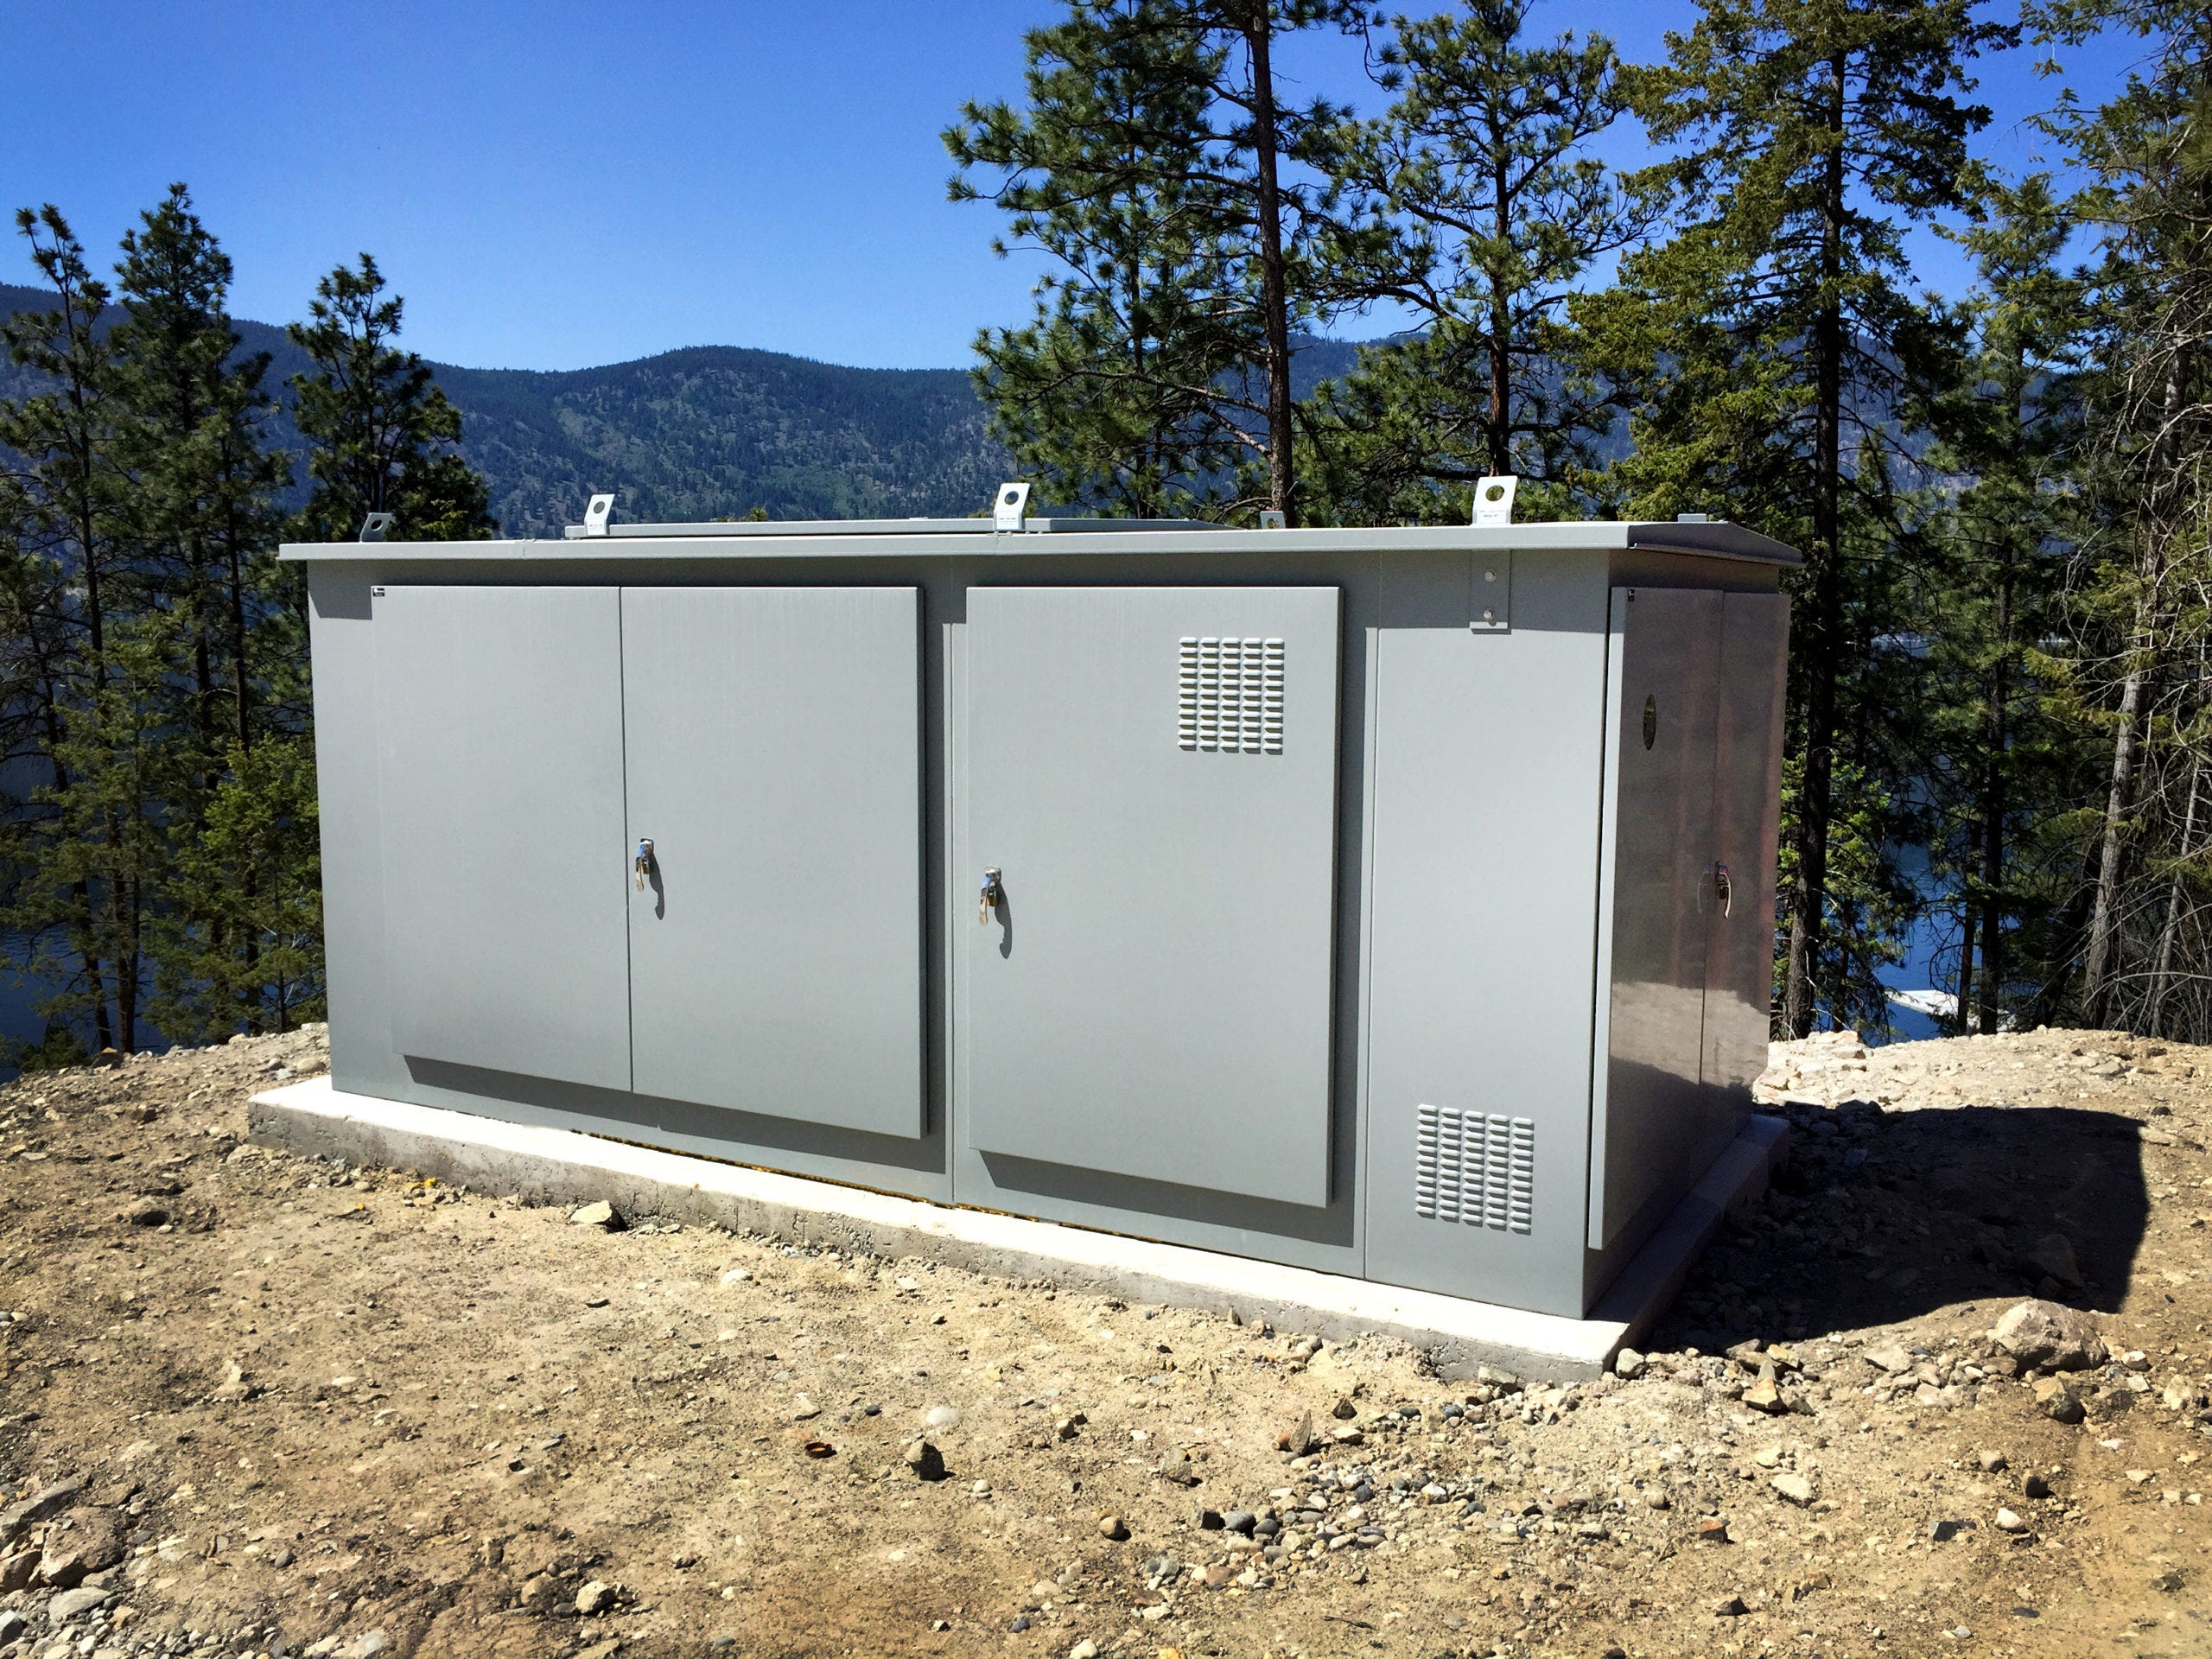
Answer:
978, 866, 1002, 924
634, 838, 654, 892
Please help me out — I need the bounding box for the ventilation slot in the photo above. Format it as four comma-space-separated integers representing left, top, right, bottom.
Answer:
1414, 1105, 1535, 1234
1178, 636, 1285, 753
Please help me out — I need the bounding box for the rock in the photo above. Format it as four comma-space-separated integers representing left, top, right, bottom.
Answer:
925, 1405, 962, 1430
1613, 1346, 1647, 1380
1698, 1517, 1730, 1544
1069, 1643, 1100, 1659
2151, 1569, 2185, 1593
35, 1541, 89, 1589
0, 1611, 21, 1644
1771, 1473, 1814, 1506
1195, 1507, 1224, 1530
1978, 1450, 2008, 1473
1097, 1514, 1128, 1541
1274, 1412, 1319, 1457
792, 1395, 820, 1421
516, 1573, 563, 1612
1713, 1595, 1747, 1617
1929, 1518, 1974, 1543
1994, 1508, 2027, 1533
47, 1586, 111, 1620
575, 1579, 616, 1615
1864, 1343, 1914, 1374
2027, 1233, 2084, 1288
1991, 1300, 2107, 1372
347, 1633, 389, 1659
0, 1478, 82, 1546
210, 1360, 259, 1403
126, 1198, 168, 1227
1221, 1510, 1255, 1535
2023, 1473, 2053, 1500
1742, 1358, 1785, 1414
569, 1200, 620, 1229
2031, 1376, 2085, 1423
1330, 1396, 1357, 1421
270, 1545, 296, 1567
903, 1439, 946, 1481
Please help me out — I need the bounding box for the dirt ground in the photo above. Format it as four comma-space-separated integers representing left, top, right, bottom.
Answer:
2, 1026, 2209, 1659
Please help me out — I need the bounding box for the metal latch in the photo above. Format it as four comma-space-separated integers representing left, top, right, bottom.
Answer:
634, 838, 655, 891
1713, 862, 1732, 918
978, 867, 1003, 924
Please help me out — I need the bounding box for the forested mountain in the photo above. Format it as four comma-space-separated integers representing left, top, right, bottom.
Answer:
0, 282, 1019, 534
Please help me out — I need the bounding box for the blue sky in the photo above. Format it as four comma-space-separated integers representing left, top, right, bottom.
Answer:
0, 1, 2139, 372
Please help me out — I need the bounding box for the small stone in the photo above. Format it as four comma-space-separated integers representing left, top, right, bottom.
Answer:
1929, 1518, 1974, 1542
47, 1586, 111, 1620
1978, 1450, 2008, 1473
2023, 1473, 2053, 1500
1771, 1473, 1814, 1506
1222, 1510, 1255, 1535
792, 1395, 820, 1421
1330, 1396, 1357, 1420
1097, 1514, 1128, 1541
1713, 1594, 1747, 1618
1991, 1300, 2106, 1372
1698, 1517, 1730, 1544
126, 1198, 168, 1227
2031, 1376, 2085, 1423
569, 1201, 619, 1230
575, 1579, 616, 1615
2151, 1569, 2185, 1593
1864, 1343, 1914, 1373
1994, 1508, 2027, 1533
0, 1477, 83, 1545
1644, 1487, 1671, 1510
583, 1295, 609, 1308
904, 1439, 946, 1481
269, 1545, 296, 1567
1742, 1358, 1785, 1414
1069, 1643, 1099, 1659
925, 1405, 962, 1430
1275, 1412, 1319, 1456
0, 1611, 21, 1645
1195, 1506, 1224, 1530
1612, 1346, 1647, 1380
348, 1633, 388, 1659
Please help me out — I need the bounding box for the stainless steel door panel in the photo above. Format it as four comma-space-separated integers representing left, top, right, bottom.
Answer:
1587, 587, 1723, 1249
1703, 592, 1790, 1093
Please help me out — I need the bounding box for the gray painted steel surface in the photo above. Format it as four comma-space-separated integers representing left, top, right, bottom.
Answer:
296, 516, 1795, 1319
962, 586, 1341, 1208
374, 586, 632, 1091
621, 587, 925, 1136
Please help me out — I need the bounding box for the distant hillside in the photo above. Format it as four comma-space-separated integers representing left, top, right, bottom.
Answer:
0, 283, 1014, 535
0, 283, 1399, 536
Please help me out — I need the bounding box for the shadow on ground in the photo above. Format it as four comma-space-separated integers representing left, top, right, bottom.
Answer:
1647, 1098, 2158, 1354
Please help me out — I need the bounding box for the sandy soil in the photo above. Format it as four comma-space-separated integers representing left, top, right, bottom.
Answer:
1, 1024, 2209, 1659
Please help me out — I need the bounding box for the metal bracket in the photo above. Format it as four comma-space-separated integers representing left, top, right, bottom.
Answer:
359, 512, 395, 543
1258, 510, 1287, 530
1471, 551, 1512, 632
992, 482, 1031, 532
583, 493, 615, 537
1471, 475, 1517, 527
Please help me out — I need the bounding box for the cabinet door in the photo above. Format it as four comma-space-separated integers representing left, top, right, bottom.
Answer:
1587, 587, 1724, 1249
374, 585, 632, 1090
963, 586, 1341, 1207
1703, 592, 1790, 1094
621, 587, 925, 1137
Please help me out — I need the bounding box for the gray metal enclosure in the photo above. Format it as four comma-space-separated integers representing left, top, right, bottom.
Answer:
290, 514, 1794, 1319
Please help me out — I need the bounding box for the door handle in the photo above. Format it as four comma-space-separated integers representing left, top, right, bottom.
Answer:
634, 838, 655, 891
1713, 862, 1732, 918
979, 867, 1003, 924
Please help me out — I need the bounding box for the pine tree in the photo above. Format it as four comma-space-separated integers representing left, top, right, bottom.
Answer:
2029, 0, 2212, 1033
0, 207, 144, 1053
948, 0, 1363, 523
1915, 175, 2089, 1034
1313, 2, 1653, 523
288, 254, 494, 545
1575, 0, 2015, 1034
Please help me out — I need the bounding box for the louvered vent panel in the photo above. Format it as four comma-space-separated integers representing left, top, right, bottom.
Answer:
1178, 636, 1285, 753
1414, 1105, 1535, 1235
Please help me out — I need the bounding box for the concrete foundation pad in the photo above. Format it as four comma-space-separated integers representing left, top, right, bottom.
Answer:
249, 1077, 1786, 1382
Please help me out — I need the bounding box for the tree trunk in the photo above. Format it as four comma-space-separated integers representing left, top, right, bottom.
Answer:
1244, 4, 1298, 526
2083, 637, 2146, 1027
1781, 53, 1849, 1038
1976, 572, 2011, 1034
